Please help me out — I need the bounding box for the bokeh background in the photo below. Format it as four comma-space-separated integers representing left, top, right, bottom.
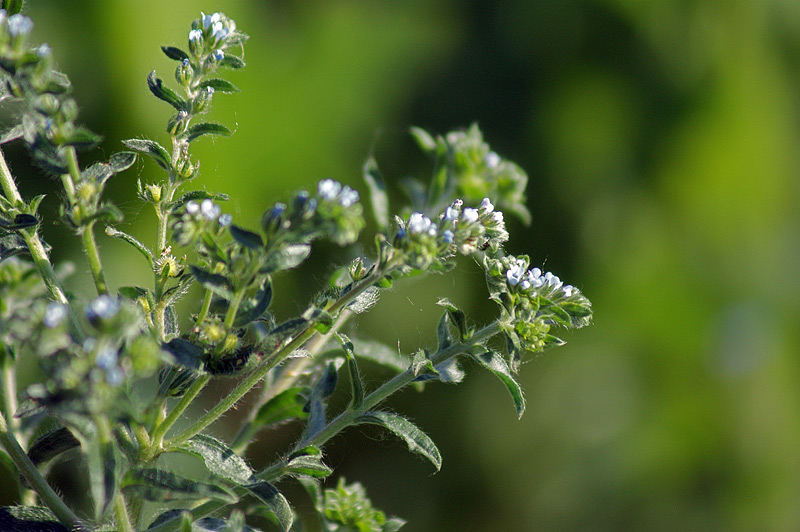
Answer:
4, 0, 800, 530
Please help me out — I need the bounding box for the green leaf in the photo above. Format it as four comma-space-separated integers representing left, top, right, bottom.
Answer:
161, 45, 189, 62
436, 311, 452, 352
0, 213, 38, 231
261, 317, 309, 351
234, 278, 273, 327
108, 151, 137, 173
285, 447, 333, 479
263, 244, 311, 273
122, 138, 171, 170
169, 190, 230, 212
472, 349, 525, 418
347, 286, 380, 314
184, 122, 232, 143
162, 338, 205, 371
304, 360, 341, 440
437, 298, 468, 341
245, 482, 293, 532
157, 365, 200, 398
0, 234, 26, 263
63, 126, 102, 150
356, 411, 442, 471
83, 436, 118, 520
198, 78, 241, 94
0, 123, 24, 144
189, 265, 233, 299
175, 434, 254, 484
410, 349, 436, 378
348, 337, 407, 373
336, 333, 363, 408
147, 70, 187, 111
229, 224, 263, 249
253, 387, 308, 429
105, 226, 154, 267
123, 468, 237, 503
219, 55, 246, 69
362, 157, 389, 231
26, 427, 79, 470
0, 507, 68, 532
409, 126, 437, 154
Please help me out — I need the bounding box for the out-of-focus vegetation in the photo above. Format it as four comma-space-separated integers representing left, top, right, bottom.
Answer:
4, 1, 800, 530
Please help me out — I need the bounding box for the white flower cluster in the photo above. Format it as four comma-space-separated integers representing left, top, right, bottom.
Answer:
317, 179, 359, 208
438, 197, 507, 254
407, 212, 437, 237
0, 11, 33, 39
186, 199, 230, 226
202, 12, 234, 44
505, 258, 575, 297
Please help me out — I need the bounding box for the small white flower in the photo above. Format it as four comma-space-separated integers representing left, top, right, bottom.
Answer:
563, 285, 575, 297
86, 295, 119, 321
7, 14, 32, 37
408, 212, 434, 235
95, 347, 118, 370
212, 24, 229, 43
189, 29, 203, 43
506, 259, 526, 286
43, 302, 67, 328
491, 211, 504, 224
485, 151, 501, 169
200, 199, 221, 220
213, 50, 225, 61
339, 186, 359, 207
36, 43, 50, 58
318, 179, 342, 201
443, 205, 459, 223
479, 197, 494, 214
105, 367, 124, 387
185, 201, 200, 214
202, 12, 221, 30
218, 213, 232, 226
524, 269, 543, 289
542, 272, 562, 289
461, 208, 479, 224
442, 230, 454, 244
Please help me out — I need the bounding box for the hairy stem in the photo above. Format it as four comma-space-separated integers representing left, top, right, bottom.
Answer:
0, 412, 87, 531
81, 221, 109, 296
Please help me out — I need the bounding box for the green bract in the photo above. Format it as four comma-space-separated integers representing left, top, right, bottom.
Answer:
0, 7, 591, 532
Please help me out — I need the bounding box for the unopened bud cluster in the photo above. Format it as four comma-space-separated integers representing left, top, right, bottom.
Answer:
188, 12, 244, 75
171, 198, 230, 247
261, 179, 365, 247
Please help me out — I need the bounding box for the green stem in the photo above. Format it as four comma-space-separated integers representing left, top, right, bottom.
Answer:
81, 221, 109, 296
0, 412, 87, 531
147, 374, 212, 459
291, 321, 503, 452
113, 493, 135, 532
165, 271, 383, 450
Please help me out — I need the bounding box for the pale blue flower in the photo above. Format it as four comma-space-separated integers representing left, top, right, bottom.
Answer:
43, 302, 67, 328
7, 14, 32, 37
86, 295, 119, 321
189, 29, 203, 43
461, 208, 479, 224
200, 199, 221, 220
339, 186, 359, 207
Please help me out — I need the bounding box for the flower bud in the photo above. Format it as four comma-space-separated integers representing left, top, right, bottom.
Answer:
175, 58, 193, 87
192, 86, 214, 113
146, 184, 163, 203
167, 110, 189, 135
176, 158, 196, 180
188, 29, 204, 57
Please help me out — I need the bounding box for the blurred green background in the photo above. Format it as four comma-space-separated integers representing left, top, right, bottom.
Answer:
5, 0, 800, 530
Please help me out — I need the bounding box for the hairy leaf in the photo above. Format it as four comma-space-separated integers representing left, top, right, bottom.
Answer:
245, 482, 293, 532
356, 411, 441, 471
471, 349, 525, 418
0, 507, 68, 531
176, 434, 254, 484
123, 468, 237, 503
285, 446, 332, 479
263, 244, 311, 273
122, 138, 171, 170
26, 426, 79, 469
161, 45, 189, 62
198, 78, 240, 94
253, 387, 308, 428
105, 226, 154, 267
229, 224, 263, 250
347, 337, 407, 373
234, 278, 273, 327
336, 333, 363, 408
184, 122, 232, 143
147, 70, 187, 111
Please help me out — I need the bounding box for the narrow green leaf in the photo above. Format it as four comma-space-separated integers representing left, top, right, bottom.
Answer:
0, 507, 68, 531
347, 286, 380, 314
169, 190, 230, 211
261, 317, 309, 351
157, 366, 200, 398
336, 333, 363, 408
229, 224, 263, 249
304, 360, 341, 440
253, 387, 308, 430
176, 434, 254, 484
437, 298, 468, 341
26, 427, 79, 469
356, 411, 442, 471
285, 446, 332, 478
108, 151, 137, 173
362, 157, 389, 231
436, 311, 452, 352
263, 244, 311, 273
63, 126, 102, 150
245, 482, 293, 532
0, 234, 27, 262
198, 78, 240, 94
409, 126, 437, 153
234, 278, 273, 327
122, 138, 171, 170
1, 213, 38, 231
0, 123, 24, 144
105, 226, 154, 267
123, 468, 237, 503
471, 349, 525, 418
161, 338, 205, 371
147, 70, 187, 111
219, 55, 246, 69
410, 349, 436, 378
161, 45, 189, 61
347, 337, 407, 373
183, 122, 232, 143
189, 265, 233, 299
